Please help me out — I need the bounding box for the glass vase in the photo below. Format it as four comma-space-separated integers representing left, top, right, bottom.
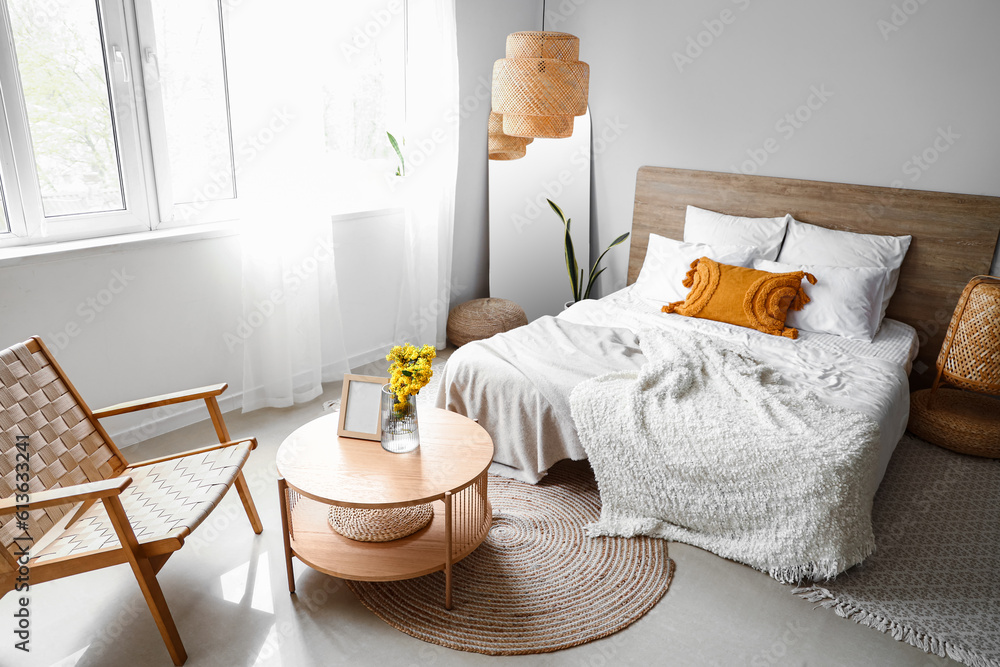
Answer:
380, 384, 420, 453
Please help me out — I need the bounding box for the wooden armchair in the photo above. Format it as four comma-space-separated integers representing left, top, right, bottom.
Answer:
0, 337, 262, 665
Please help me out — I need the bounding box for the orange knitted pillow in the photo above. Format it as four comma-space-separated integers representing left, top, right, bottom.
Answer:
662, 257, 817, 339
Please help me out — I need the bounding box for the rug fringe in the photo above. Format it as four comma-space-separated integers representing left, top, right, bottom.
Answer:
793, 586, 1000, 667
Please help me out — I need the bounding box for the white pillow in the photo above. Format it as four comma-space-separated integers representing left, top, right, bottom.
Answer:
683, 205, 791, 261
776, 218, 911, 325
634, 234, 758, 304
754, 259, 890, 341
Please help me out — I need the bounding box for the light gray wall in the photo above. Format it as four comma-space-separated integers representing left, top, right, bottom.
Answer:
455, 0, 1000, 298
450, 0, 541, 306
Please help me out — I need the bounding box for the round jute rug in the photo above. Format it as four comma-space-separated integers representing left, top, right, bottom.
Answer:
346, 461, 674, 655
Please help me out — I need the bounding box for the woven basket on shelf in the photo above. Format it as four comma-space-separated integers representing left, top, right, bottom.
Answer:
908, 275, 1000, 458
328, 504, 433, 543
447, 298, 528, 348
491, 31, 589, 139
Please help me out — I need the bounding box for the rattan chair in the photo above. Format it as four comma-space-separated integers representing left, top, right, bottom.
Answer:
0, 337, 262, 665
909, 275, 1000, 457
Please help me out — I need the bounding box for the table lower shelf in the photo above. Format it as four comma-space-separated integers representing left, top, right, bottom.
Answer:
288, 495, 492, 582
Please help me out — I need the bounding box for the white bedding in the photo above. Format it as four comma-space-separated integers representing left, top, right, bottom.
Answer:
437, 285, 917, 492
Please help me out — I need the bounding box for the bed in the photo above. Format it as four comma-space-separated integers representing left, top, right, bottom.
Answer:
435, 167, 1000, 579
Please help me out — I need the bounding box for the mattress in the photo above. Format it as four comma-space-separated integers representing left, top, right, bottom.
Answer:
438, 286, 917, 493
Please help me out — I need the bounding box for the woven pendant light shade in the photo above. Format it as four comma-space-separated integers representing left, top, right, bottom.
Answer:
488, 112, 532, 160
491, 31, 589, 139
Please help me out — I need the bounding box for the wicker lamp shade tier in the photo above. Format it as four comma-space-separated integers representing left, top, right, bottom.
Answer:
447, 298, 528, 347
907, 275, 1000, 458
491, 31, 589, 139
488, 112, 532, 161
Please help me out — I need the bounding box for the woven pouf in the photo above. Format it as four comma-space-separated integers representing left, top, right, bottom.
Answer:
909, 388, 1000, 458
328, 504, 434, 542
446, 298, 527, 347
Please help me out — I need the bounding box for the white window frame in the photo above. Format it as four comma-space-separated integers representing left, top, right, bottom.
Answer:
0, 0, 237, 250
132, 0, 237, 228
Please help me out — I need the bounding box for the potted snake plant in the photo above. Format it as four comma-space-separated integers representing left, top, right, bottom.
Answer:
548, 199, 629, 308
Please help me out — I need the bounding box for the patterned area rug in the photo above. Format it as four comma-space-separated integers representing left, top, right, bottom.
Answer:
347, 461, 674, 655
795, 434, 1000, 667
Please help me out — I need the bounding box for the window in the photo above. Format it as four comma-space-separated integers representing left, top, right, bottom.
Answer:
322, 0, 407, 214
0, 0, 235, 248
135, 0, 235, 223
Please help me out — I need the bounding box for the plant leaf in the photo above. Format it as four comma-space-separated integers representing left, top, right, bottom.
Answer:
583, 267, 606, 300
565, 217, 579, 300
582, 231, 630, 300
547, 198, 566, 222
550, 200, 579, 300
387, 131, 405, 177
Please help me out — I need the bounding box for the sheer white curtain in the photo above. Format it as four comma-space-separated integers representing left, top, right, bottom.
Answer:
227, 0, 459, 411
392, 0, 460, 349
227, 0, 350, 411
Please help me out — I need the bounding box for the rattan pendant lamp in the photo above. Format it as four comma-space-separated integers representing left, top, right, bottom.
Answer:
909, 275, 1000, 458
490, 4, 589, 142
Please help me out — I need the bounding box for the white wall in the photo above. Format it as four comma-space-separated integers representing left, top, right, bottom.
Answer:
548, 0, 1000, 291
0, 236, 244, 445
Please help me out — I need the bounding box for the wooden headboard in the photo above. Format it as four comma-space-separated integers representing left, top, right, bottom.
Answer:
628, 166, 1000, 390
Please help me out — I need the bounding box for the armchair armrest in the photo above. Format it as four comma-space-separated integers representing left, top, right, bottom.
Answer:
92, 383, 228, 419
0, 477, 132, 515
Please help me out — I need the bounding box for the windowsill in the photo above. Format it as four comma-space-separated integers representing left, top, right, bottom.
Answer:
0, 221, 241, 268
0, 207, 407, 269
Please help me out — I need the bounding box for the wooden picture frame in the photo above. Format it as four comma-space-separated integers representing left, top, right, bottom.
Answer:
337, 374, 389, 441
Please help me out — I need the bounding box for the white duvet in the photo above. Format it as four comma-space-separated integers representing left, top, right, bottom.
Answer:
436, 286, 915, 491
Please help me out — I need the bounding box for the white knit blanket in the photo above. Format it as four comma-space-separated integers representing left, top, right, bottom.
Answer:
570, 327, 881, 583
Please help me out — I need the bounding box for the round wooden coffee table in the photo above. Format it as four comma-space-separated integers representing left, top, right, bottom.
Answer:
276, 407, 493, 609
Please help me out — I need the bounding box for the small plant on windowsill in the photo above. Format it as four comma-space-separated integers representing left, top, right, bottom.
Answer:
387, 131, 405, 177
548, 199, 629, 304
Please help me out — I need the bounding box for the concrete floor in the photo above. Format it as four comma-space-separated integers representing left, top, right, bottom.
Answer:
3, 355, 960, 667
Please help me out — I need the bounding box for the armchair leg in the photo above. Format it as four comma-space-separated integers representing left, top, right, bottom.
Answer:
235, 471, 263, 534
104, 495, 188, 665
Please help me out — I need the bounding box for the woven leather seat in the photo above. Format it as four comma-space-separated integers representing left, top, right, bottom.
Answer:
0, 337, 262, 665
33, 442, 252, 564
